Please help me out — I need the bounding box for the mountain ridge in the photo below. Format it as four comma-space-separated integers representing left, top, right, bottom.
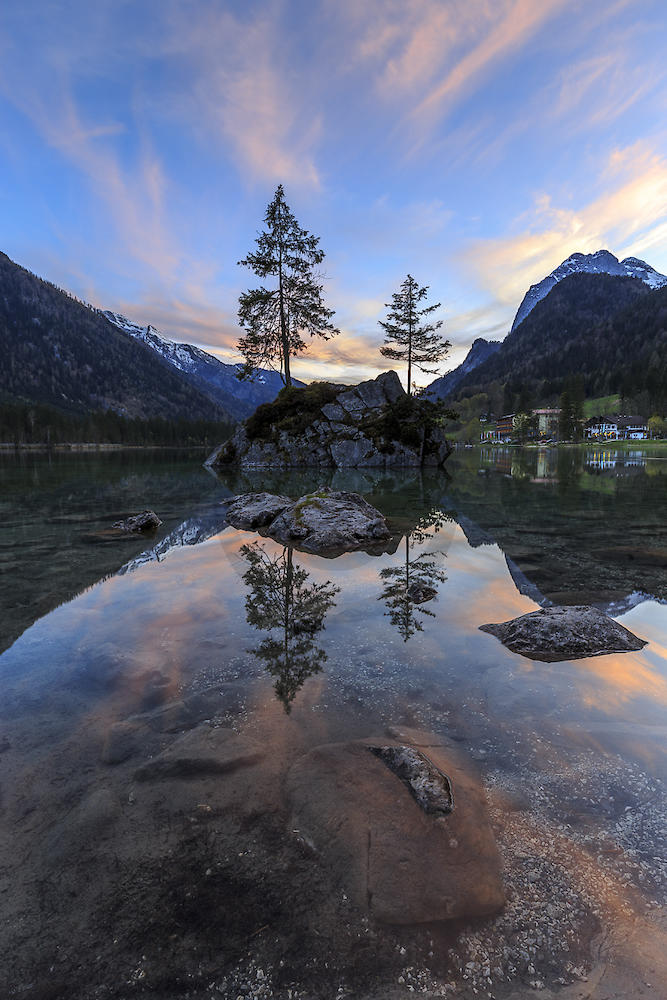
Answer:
103, 311, 301, 421
511, 249, 667, 331
427, 337, 502, 400
452, 271, 666, 412
0, 251, 232, 423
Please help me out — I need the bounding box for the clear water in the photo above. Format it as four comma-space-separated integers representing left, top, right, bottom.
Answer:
1, 447, 665, 998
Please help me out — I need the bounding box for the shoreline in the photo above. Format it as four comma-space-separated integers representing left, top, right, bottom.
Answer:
0, 442, 210, 453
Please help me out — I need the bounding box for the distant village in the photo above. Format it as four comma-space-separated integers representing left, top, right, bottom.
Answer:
480, 409, 653, 443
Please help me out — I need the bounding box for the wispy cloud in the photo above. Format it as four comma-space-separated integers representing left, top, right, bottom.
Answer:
160, 3, 322, 188
412, 0, 568, 125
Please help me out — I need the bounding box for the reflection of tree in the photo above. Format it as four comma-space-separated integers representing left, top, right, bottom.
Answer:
240, 542, 339, 712
379, 509, 449, 642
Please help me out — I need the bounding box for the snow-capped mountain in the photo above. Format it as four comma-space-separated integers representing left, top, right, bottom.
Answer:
426, 337, 502, 400
511, 250, 667, 331
104, 311, 299, 420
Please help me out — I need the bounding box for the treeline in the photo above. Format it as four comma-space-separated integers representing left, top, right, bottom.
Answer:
0, 400, 236, 447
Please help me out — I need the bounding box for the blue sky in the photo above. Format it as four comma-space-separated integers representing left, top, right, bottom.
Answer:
1, 0, 667, 385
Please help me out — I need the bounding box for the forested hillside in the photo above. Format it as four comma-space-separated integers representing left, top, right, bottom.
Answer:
453, 273, 666, 413
0, 252, 233, 423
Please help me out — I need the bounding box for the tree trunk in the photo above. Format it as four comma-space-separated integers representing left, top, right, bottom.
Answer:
278, 239, 291, 387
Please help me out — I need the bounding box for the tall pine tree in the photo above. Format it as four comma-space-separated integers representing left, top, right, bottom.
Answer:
237, 185, 338, 386
379, 275, 450, 395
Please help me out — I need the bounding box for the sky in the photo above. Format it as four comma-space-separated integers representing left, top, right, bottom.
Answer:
1, 0, 667, 387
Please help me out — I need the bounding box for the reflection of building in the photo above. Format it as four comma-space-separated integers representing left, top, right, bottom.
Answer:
585, 415, 648, 440
586, 449, 619, 470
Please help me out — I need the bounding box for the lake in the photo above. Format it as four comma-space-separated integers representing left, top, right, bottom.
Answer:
1, 445, 665, 999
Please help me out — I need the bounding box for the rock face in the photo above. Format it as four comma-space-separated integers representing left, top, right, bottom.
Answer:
480, 605, 647, 662
112, 510, 162, 533
286, 728, 505, 924
206, 370, 452, 470
226, 488, 392, 555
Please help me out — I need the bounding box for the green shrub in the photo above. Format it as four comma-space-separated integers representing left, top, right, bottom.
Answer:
245, 382, 344, 441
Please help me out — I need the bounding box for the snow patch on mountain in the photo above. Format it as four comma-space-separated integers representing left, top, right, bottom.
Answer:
511, 250, 667, 331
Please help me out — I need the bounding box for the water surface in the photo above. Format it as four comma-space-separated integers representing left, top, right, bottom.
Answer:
1, 447, 665, 999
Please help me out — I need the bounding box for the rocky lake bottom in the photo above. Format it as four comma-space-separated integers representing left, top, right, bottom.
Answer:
0, 446, 665, 1000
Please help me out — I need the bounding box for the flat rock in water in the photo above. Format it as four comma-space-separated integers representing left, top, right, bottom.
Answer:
226, 487, 392, 556
225, 492, 293, 529
480, 605, 647, 662
112, 509, 162, 533
286, 729, 504, 924
269, 488, 391, 555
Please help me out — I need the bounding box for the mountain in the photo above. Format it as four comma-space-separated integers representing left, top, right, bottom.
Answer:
427, 337, 501, 400
453, 271, 667, 412
511, 249, 667, 331
0, 252, 234, 423
104, 312, 302, 420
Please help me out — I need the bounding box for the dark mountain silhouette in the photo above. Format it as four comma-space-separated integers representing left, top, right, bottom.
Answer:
427, 338, 501, 400
0, 251, 232, 422
453, 272, 666, 412
104, 312, 304, 420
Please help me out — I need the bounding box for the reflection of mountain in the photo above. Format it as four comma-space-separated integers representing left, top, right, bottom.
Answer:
240, 542, 339, 712
0, 449, 227, 655
447, 449, 667, 610
117, 513, 226, 574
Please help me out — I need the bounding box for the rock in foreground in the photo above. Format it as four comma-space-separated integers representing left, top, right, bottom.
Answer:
206, 371, 452, 470
480, 605, 647, 661
226, 488, 392, 555
286, 729, 504, 924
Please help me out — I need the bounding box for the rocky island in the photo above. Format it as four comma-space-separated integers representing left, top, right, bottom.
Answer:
206, 370, 453, 470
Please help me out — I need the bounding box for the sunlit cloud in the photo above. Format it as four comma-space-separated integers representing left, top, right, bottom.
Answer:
465, 142, 667, 309
168, 6, 322, 188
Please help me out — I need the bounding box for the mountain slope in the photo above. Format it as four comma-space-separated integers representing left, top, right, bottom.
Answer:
105, 312, 303, 420
427, 337, 501, 400
453, 272, 667, 408
0, 252, 232, 422
511, 249, 667, 331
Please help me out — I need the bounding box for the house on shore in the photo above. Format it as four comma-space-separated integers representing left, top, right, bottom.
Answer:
585, 415, 648, 440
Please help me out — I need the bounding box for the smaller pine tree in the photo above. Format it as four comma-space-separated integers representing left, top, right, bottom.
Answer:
379, 275, 450, 395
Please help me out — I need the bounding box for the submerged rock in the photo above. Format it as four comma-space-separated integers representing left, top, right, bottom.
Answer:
133, 726, 263, 781
112, 510, 162, 533
286, 729, 504, 924
226, 487, 392, 556
479, 605, 647, 662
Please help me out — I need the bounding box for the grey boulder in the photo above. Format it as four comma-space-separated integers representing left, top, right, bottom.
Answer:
112, 510, 162, 533
226, 488, 392, 556
480, 605, 647, 662
225, 492, 293, 529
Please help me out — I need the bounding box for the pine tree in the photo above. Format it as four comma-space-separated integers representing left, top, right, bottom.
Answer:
236, 185, 338, 387
379, 275, 450, 395
559, 389, 574, 440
